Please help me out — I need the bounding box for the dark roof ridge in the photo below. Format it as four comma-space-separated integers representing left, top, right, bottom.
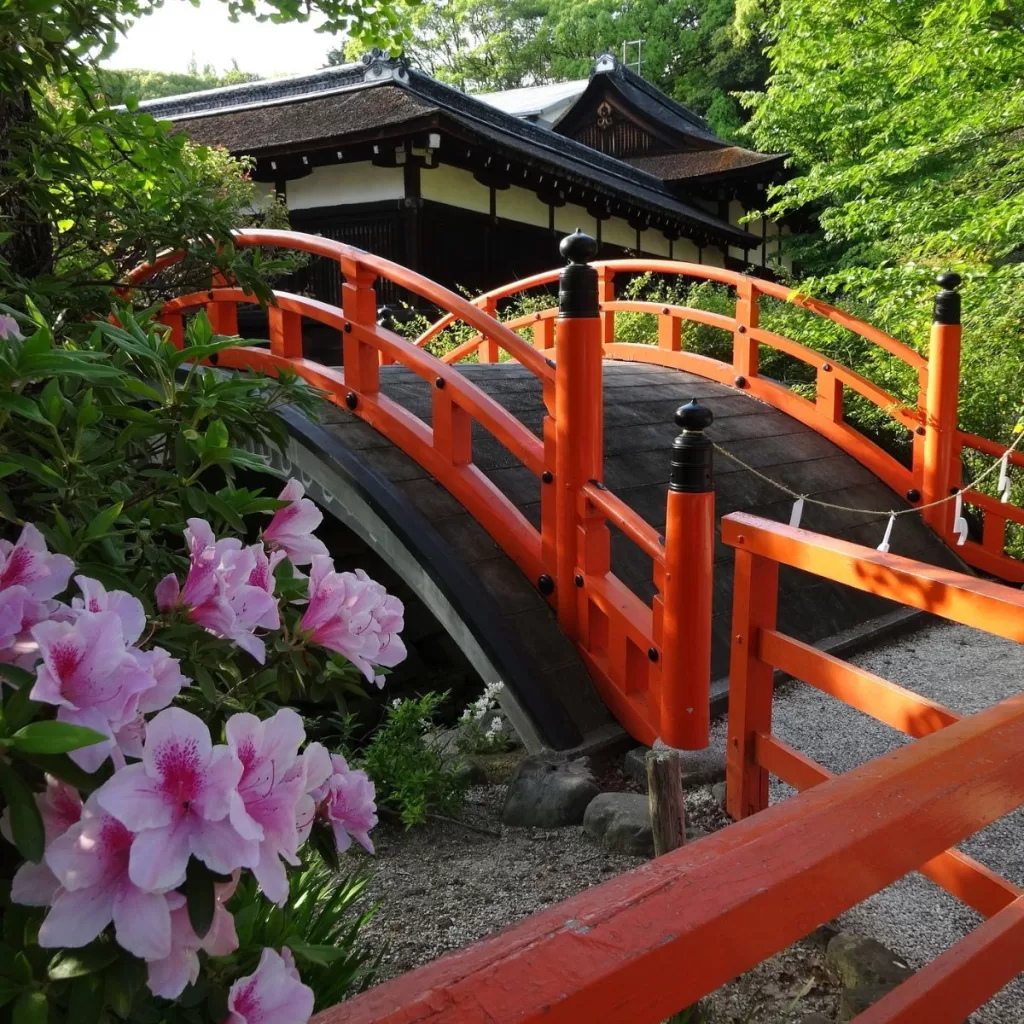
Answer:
591, 53, 712, 135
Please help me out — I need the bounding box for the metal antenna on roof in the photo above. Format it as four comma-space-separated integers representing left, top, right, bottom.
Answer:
622, 39, 644, 77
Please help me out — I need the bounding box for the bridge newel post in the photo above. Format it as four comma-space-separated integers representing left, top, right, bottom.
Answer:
922, 272, 962, 534
554, 230, 604, 636
340, 258, 381, 399
659, 399, 715, 750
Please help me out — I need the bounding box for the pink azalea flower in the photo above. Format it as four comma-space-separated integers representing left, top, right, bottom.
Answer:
225, 946, 314, 1024
0, 523, 73, 671
146, 880, 239, 999
0, 313, 23, 341
308, 752, 377, 855
295, 742, 331, 845
2, 776, 82, 906
263, 479, 328, 567
0, 523, 73, 601
96, 707, 258, 891
156, 520, 280, 664
40, 794, 175, 960
29, 610, 154, 774
71, 576, 146, 646
226, 709, 307, 905
134, 646, 190, 715
299, 557, 406, 686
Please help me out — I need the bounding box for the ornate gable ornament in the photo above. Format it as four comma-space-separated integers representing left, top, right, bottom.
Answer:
361, 49, 411, 84
596, 101, 614, 129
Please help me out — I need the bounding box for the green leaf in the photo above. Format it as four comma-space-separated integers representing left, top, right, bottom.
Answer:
84, 502, 124, 541
19, 753, 106, 792
286, 939, 355, 966
0, 665, 35, 690
12, 990, 47, 1024
1, 453, 63, 487
0, 974, 24, 1009
205, 418, 229, 449
10, 722, 107, 755
0, 394, 47, 426
66, 973, 106, 1024
0, 766, 44, 863
48, 942, 119, 981
184, 857, 216, 939
204, 491, 246, 533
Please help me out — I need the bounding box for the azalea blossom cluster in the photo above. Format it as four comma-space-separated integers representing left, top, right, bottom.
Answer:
0, 479, 404, 1020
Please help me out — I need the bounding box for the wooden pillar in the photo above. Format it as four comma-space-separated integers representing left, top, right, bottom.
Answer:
922, 273, 963, 534
647, 749, 686, 856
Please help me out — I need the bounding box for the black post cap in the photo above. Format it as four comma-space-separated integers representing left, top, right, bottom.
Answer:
670, 399, 714, 493
558, 229, 599, 319
933, 271, 961, 326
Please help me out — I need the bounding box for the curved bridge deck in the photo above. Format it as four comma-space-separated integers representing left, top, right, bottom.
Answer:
321, 359, 960, 738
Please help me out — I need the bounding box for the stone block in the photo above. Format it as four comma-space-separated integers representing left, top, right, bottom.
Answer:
624, 744, 726, 790
583, 792, 707, 857
502, 755, 599, 827
826, 933, 912, 990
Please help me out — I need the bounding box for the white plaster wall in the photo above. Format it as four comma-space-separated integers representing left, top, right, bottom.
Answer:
553, 202, 596, 237
672, 237, 701, 263
495, 185, 549, 228
603, 216, 638, 250
422, 163, 490, 215
639, 230, 670, 257
701, 246, 726, 268
287, 162, 404, 211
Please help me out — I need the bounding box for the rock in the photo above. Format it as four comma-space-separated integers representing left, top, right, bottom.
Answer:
502, 755, 599, 827
806, 921, 842, 949
583, 793, 707, 856
712, 780, 727, 810
798, 1015, 833, 1024
584, 793, 652, 855
825, 933, 912, 990
838, 983, 901, 1021
624, 744, 726, 790
454, 759, 488, 787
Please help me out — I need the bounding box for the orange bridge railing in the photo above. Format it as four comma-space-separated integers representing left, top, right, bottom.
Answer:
417, 262, 1024, 583
133, 229, 716, 750
312, 518, 1024, 1024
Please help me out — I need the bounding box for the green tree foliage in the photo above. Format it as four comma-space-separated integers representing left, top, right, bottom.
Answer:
334, 0, 768, 137
100, 58, 261, 103
742, 0, 1024, 443
1, 0, 408, 313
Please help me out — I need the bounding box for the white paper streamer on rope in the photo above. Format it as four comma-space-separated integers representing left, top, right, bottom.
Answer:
999, 453, 1012, 503
953, 490, 969, 547
877, 512, 896, 553
789, 497, 805, 529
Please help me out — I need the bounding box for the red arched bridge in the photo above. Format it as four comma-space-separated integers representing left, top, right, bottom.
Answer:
130, 229, 1021, 753
130, 229, 1024, 1021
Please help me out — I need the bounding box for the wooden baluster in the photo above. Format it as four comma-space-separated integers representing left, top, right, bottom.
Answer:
816, 363, 843, 423
432, 382, 472, 465
658, 309, 681, 352
340, 259, 380, 400
597, 266, 615, 350
268, 305, 303, 360
540, 379, 558, 596
984, 512, 1007, 558
922, 274, 962, 534
659, 401, 715, 750
912, 366, 929, 502
534, 315, 554, 351
206, 271, 238, 337
479, 297, 500, 363
733, 277, 759, 381
725, 546, 779, 821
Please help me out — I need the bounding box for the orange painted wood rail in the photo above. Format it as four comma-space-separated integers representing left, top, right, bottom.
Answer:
722, 511, 1024, 921
130, 230, 714, 750
317, 685, 1024, 1024
418, 263, 1024, 584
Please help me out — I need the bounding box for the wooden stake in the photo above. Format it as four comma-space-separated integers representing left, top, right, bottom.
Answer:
646, 749, 686, 856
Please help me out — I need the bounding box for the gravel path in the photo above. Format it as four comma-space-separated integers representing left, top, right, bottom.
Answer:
709, 618, 1024, 1024
358, 617, 1024, 1021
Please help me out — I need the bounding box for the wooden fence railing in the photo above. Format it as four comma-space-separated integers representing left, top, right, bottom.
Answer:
311, 518, 1024, 1024
417, 263, 1024, 583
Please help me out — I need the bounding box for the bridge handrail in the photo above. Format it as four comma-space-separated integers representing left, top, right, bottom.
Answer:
125, 228, 554, 382
414, 258, 926, 371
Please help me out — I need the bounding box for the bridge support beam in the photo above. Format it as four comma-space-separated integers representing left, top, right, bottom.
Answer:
922, 273, 962, 534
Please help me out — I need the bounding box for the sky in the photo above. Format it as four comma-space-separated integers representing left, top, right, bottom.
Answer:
102, 2, 339, 78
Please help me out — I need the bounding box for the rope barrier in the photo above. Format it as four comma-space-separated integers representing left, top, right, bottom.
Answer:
710, 425, 1024, 548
